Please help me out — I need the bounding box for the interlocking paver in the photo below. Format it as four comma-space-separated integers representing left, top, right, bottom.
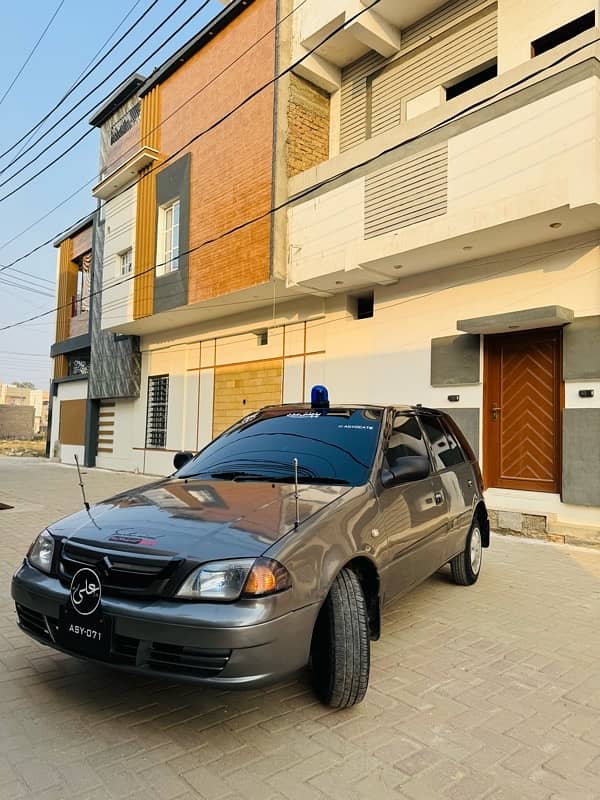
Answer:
1, 457, 600, 799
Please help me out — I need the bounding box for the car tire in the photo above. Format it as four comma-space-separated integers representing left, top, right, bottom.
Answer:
450, 519, 483, 586
310, 567, 370, 709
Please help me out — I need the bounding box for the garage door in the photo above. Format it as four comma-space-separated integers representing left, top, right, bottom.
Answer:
213, 359, 283, 437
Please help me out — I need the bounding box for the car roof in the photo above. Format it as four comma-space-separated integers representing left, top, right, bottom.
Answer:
258, 403, 444, 416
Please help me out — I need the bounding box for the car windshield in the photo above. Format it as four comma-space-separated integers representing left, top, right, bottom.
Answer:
177, 408, 383, 486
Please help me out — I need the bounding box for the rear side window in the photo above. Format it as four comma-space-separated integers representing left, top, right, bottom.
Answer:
386, 415, 429, 466
419, 415, 465, 470
440, 420, 467, 466
443, 415, 475, 463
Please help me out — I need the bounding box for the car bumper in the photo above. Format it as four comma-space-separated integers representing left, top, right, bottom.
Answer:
11, 561, 320, 689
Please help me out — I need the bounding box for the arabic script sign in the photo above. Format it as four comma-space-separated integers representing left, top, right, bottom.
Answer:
70, 568, 101, 616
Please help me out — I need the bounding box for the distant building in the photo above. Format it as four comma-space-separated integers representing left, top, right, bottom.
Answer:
0, 406, 35, 440
0, 384, 48, 438
0, 384, 30, 406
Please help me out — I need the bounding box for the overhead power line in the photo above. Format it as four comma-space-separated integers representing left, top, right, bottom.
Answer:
0, 277, 55, 299
0, 350, 50, 357
0, 0, 66, 110
1, 1, 596, 338
11, 0, 149, 165
0, 0, 214, 195
1, 0, 587, 283
0, 0, 160, 164
0, 0, 310, 254
0, 0, 376, 271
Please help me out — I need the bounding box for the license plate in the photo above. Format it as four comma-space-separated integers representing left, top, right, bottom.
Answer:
56, 606, 111, 659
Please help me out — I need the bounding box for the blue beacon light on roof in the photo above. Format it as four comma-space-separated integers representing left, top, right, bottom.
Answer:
311, 385, 329, 409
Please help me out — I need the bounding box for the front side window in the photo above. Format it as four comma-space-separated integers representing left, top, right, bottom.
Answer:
385, 415, 429, 467
119, 248, 133, 276
156, 199, 180, 275
177, 408, 383, 486
146, 375, 169, 448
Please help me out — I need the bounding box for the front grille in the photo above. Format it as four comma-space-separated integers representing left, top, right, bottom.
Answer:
111, 633, 139, 665
148, 642, 231, 678
59, 540, 181, 598
16, 604, 56, 640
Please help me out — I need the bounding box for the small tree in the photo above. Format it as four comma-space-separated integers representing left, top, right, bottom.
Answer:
14, 381, 36, 390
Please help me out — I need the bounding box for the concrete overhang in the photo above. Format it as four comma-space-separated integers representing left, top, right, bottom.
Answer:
299, 2, 401, 77
289, 206, 600, 297
106, 279, 311, 337
89, 74, 146, 128
457, 306, 575, 335
50, 334, 91, 358
360, 0, 450, 30
294, 53, 342, 94
93, 147, 160, 200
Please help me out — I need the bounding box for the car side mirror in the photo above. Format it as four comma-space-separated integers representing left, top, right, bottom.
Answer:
173, 451, 194, 471
381, 455, 430, 488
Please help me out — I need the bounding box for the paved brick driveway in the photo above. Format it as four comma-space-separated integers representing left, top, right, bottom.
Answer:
1, 457, 599, 800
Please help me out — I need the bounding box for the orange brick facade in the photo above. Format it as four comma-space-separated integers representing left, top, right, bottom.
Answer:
287, 74, 330, 178
158, 0, 277, 305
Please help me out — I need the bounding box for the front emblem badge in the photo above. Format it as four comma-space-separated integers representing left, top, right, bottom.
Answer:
70, 568, 101, 616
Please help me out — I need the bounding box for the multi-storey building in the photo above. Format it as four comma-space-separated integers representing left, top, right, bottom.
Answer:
48, 71, 143, 467
49, 0, 599, 541
89, 0, 323, 476
48, 215, 95, 462
286, 0, 600, 538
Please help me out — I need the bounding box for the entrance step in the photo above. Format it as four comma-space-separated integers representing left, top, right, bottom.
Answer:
489, 509, 600, 549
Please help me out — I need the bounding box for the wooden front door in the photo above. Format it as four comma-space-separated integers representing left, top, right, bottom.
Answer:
483, 328, 562, 493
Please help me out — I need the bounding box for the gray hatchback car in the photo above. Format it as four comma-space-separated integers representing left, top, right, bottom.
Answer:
12, 388, 489, 708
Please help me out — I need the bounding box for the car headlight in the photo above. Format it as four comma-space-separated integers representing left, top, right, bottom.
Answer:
176, 558, 291, 601
28, 530, 55, 574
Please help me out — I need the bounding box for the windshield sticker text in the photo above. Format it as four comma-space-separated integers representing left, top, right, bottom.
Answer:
338, 424, 375, 431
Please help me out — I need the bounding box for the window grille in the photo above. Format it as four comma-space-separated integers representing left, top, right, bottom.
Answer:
145, 375, 169, 448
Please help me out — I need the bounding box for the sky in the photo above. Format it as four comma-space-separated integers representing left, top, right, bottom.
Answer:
0, 0, 224, 389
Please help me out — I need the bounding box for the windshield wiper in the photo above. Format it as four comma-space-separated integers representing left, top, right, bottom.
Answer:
268, 476, 350, 485
205, 471, 350, 485
208, 470, 266, 481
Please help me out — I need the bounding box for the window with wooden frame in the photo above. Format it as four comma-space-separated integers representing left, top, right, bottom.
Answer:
156, 199, 180, 275
145, 375, 169, 448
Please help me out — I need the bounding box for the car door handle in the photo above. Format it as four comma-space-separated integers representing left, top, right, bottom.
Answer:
434, 491, 444, 506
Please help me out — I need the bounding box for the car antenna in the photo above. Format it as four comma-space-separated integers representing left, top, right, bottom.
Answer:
293, 457, 300, 528
74, 454, 90, 512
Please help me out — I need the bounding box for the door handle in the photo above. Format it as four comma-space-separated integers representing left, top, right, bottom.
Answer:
434, 491, 444, 506
491, 402, 501, 421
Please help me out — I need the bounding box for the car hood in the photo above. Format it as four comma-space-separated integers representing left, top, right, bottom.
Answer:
48, 478, 352, 560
